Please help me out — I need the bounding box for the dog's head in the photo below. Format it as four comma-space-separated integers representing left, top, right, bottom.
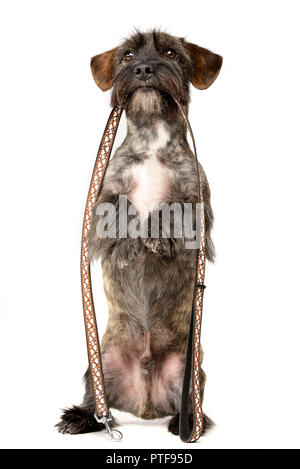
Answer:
91, 30, 222, 119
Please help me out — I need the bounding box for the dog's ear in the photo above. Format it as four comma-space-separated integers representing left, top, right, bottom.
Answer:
185, 42, 222, 90
90, 47, 118, 91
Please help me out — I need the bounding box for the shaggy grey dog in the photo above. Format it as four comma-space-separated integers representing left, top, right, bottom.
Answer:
57, 30, 222, 435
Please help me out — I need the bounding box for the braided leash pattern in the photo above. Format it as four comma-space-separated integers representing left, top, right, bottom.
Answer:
190, 208, 206, 442
81, 105, 123, 418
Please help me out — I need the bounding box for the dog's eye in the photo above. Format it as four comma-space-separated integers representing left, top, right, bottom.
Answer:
124, 51, 135, 62
165, 49, 176, 59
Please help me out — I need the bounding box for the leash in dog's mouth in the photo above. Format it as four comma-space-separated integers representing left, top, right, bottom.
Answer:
80, 100, 206, 442
119, 88, 185, 107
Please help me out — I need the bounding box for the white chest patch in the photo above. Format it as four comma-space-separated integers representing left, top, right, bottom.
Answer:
129, 123, 173, 221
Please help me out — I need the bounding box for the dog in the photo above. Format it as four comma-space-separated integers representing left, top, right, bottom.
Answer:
57, 29, 222, 436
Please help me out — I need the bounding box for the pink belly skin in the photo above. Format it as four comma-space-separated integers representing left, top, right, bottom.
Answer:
102, 343, 185, 417
151, 353, 184, 409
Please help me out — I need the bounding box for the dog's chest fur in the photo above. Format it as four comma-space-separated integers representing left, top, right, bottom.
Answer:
125, 121, 174, 219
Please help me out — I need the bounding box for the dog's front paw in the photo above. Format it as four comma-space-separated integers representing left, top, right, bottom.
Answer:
56, 406, 104, 435
141, 238, 175, 257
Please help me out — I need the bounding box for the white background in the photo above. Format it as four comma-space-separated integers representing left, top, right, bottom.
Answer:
0, 0, 299, 449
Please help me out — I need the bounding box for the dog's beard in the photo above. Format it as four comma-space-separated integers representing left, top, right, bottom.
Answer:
127, 88, 163, 117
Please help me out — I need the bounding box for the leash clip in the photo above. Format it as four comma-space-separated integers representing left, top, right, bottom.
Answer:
94, 412, 123, 441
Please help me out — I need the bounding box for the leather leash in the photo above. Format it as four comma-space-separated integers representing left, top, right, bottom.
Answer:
80, 100, 206, 442
81, 105, 124, 440
174, 99, 206, 442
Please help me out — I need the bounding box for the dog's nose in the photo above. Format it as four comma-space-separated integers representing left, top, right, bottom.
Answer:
134, 64, 155, 80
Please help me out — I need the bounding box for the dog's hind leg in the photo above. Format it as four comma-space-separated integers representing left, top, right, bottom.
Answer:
56, 368, 116, 435
56, 405, 105, 435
